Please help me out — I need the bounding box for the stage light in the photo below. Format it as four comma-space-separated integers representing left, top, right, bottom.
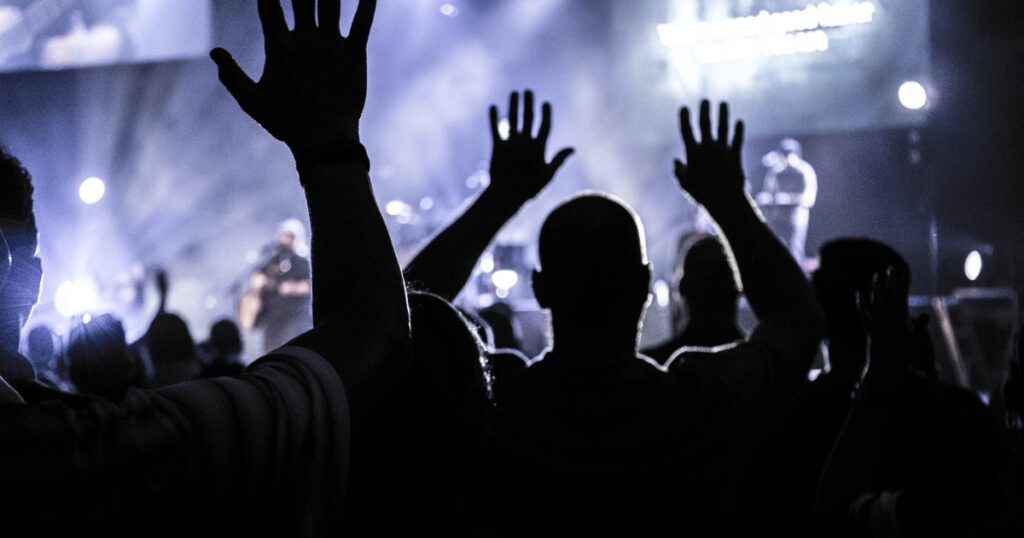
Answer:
654, 280, 670, 307
79, 177, 106, 204
82, 313, 92, 325
491, 269, 519, 290
54, 278, 101, 317
964, 250, 983, 282
419, 197, 434, 210
480, 252, 495, 273
498, 118, 511, 139
385, 200, 410, 217
440, 3, 458, 17
898, 81, 927, 110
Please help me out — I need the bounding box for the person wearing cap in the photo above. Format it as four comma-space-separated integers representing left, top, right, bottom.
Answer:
756, 137, 818, 265
244, 218, 314, 353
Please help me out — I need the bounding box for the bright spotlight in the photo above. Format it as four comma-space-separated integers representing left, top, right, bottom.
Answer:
964, 250, 983, 282
54, 278, 101, 317
491, 269, 520, 290
497, 118, 511, 139
480, 252, 495, 273
440, 3, 458, 17
898, 81, 928, 110
654, 280, 671, 307
385, 200, 409, 217
78, 177, 106, 205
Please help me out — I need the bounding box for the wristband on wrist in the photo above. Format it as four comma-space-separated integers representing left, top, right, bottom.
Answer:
295, 140, 371, 178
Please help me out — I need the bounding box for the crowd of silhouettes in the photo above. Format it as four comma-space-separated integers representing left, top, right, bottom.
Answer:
0, 0, 1021, 536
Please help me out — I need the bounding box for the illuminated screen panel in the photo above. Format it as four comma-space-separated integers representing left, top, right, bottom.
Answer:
0, 0, 211, 73
638, 0, 930, 135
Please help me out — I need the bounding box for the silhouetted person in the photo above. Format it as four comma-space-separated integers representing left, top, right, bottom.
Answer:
643, 234, 743, 364
26, 325, 55, 373
245, 219, 313, 352
140, 312, 199, 387
67, 314, 134, 401
482, 101, 824, 536
131, 269, 200, 388
1, 1, 418, 535
0, 146, 43, 392
810, 240, 1010, 537
399, 291, 493, 530
756, 137, 817, 264
25, 325, 68, 389
199, 319, 245, 378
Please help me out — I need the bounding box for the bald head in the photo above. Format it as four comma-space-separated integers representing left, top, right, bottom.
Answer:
537, 193, 649, 305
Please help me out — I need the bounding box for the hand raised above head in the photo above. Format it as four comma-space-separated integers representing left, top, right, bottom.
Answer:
857, 266, 910, 338
487, 90, 575, 203
211, 0, 377, 155
674, 100, 746, 211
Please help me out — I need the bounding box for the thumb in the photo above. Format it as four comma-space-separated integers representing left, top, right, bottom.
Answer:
211, 48, 257, 112
549, 147, 576, 173
674, 158, 687, 180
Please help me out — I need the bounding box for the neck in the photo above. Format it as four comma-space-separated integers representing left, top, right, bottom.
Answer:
683, 313, 741, 335
548, 311, 641, 363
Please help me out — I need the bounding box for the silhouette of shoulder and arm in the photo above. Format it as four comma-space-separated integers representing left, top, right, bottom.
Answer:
0, 1, 408, 535
814, 267, 1010, 537
666, 101, 825, 423
404, 90, 573, 301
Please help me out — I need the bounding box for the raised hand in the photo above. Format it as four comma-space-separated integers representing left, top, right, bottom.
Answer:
211, 0, 377, 155
674, 100, 746, 211
858, 266, 911, 383
858, 267, 910, 338
487, 90, 574, 202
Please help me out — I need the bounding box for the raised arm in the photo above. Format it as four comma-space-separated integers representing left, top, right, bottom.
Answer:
212, 0, 409, 363
674, 101, 824, 373
403, 90, 573, 300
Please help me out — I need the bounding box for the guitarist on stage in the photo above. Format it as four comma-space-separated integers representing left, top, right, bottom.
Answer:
239, 219, 313, 353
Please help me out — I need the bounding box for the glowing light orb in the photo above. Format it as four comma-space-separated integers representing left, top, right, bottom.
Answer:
79, 177, 106, 204
898, 81, 928, 110
964, 251, 983, 282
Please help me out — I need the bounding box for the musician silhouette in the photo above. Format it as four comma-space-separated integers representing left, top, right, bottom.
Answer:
241, 219, 313, 353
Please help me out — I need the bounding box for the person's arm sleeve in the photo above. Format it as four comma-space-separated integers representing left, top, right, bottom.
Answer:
0, 348, 349, 533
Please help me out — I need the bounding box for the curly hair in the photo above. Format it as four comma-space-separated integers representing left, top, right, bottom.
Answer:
0, 146, 36, 228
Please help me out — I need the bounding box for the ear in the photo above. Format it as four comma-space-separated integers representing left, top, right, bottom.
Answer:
531, 269, 549, 309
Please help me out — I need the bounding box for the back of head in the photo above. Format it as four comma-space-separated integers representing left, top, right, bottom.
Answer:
209, 319, 243, 358
67, 314, 132, 400
678, 235, 739, 312
537, 193, 649, 314
0, 147, 41, 351
814, 238, 911, 337
26, 325, 55, 368
0, 147, 36, 232
145, 312, 196, 363
409, 292, 489, 414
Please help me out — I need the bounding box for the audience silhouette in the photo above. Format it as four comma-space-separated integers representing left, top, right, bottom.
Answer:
0, 0, 1018, 535
643, 233, 744, 364
199, 319, 246, 378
